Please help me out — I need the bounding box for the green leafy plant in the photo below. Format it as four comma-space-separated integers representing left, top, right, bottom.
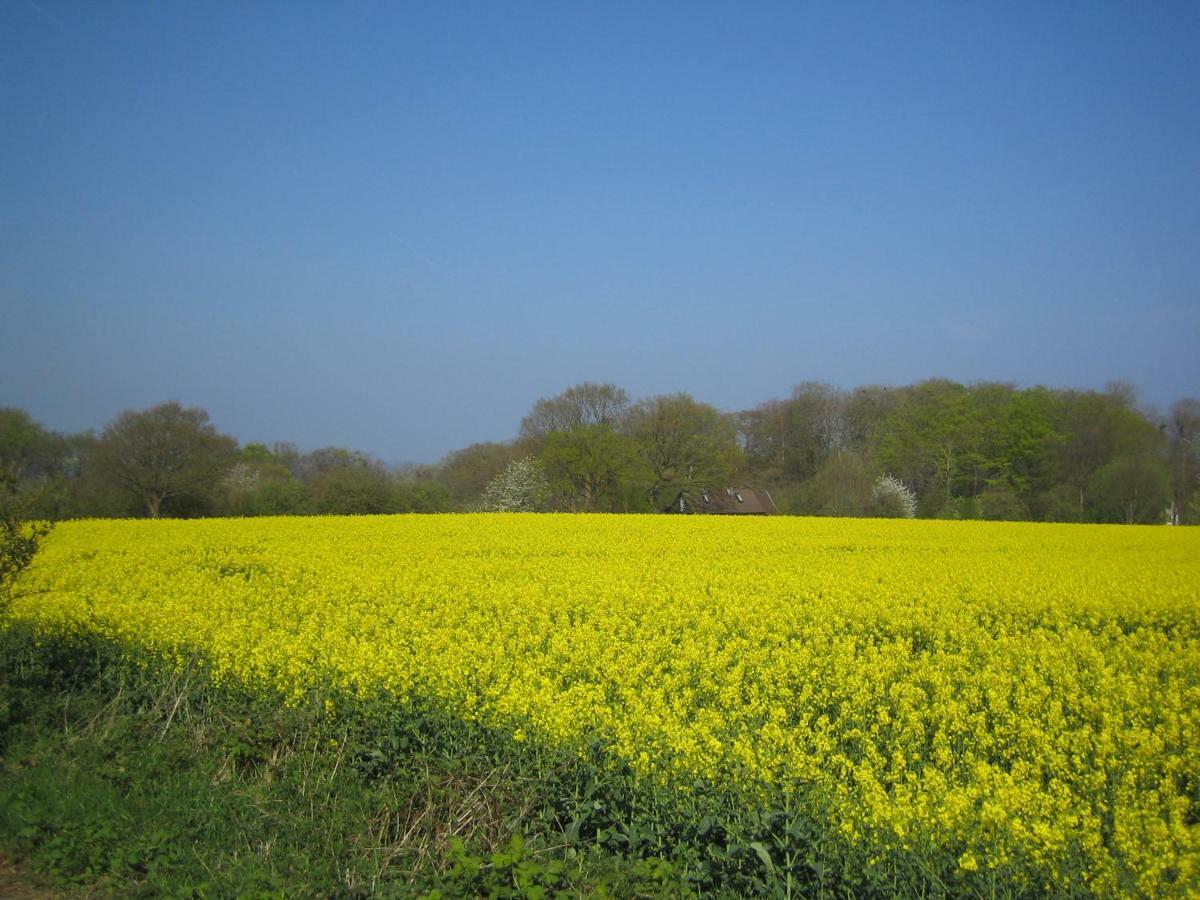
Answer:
0, 491, 51, 616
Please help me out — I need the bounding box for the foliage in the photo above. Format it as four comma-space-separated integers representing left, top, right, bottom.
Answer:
2, 382, 1198, 524
541, 424, 645, 512
876, 380, 984, 512
0, 408, 63, 491
978, 487, 1028, 521
1167, 399, 1200, 524
438, 442, 524, 509
479, 457, 551, 512
789, 451, 874, 517
9, 515, 1200, 896
0, 496, 51, 617
519, 382, 631, 448
218, 444, 307, 516
307, 464, 393, 515
390, 478, 452, 513
626, 394, 742, 511
739, 383, 846, 484
1088, 455, 1171, 524
0, 626, 691, 898
90, 401, 238, 517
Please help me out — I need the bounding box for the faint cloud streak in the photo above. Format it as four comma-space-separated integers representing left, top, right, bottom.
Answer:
27, 1, 65, 28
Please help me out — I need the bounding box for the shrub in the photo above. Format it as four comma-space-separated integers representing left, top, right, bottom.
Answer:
479, 457, 551, 512
0, 492, 51, 615
870, 474, 916, 518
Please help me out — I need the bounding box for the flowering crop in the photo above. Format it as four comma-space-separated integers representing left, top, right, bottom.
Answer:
10, 515, 1200, 894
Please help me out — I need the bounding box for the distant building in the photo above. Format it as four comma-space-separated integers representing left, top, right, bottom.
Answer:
673, 487, 777, 515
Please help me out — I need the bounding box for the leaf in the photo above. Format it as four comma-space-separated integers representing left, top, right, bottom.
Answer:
749, 841, 774, 873
565, 817, 584, 843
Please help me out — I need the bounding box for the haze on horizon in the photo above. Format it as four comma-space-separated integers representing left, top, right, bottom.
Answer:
3, 2, 1197, 462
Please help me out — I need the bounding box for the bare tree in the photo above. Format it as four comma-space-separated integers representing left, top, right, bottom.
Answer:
519, 382, 631, 445
1167, 398, 1200, 524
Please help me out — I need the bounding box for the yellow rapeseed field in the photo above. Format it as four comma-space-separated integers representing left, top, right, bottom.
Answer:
10, 515, 1200, 894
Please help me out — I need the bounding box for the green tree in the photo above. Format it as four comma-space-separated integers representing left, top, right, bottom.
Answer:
91, 402, 237, 517
0, 412, 57, 607
842, 385, 904, 452
1046, 387, 1162, 521
292, 446, 396, 515
790, 451, 874, 517
626, 394, 741, 511
0, 490, 51, 614
220, 444, 305, 516
876, 380, 982, 515
971, 383, 1057, 498
738, 383, 847, 486
978, 487, 1029, 521
1088, 455, 1170, 524
389, 478, 451, 513
438, 442, 522, 509
541, 424, 644, 511
0, 408, 82, 519
0, 407, 63, 492
307, 465, 393, 515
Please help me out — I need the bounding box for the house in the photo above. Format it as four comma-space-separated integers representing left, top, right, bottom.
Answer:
673, 487, 777, 515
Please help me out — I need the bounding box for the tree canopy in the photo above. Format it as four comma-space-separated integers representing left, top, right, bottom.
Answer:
2, 378, 1194, 524
91, 402, 238, 518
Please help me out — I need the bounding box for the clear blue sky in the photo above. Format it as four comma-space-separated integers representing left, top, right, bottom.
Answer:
3, 2, 1198, 462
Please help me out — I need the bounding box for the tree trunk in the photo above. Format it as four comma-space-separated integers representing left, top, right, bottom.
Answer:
146, 494, 162, 518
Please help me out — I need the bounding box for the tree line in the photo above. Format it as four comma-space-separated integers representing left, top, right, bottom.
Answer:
1, 378, 1197, 524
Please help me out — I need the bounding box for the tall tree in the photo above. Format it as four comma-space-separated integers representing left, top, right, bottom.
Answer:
92, 402, 237, 518
842, 385, 904, 452
626, 394, 741, 511
219, 443, 305, 516
783, 382, 846, 482
1088, 455, 1170, 524
519, 382, 631, 447
876, 380, 982, 515
792, 450, 875, 517
0, 407, 63, 492
438, 442, 521, 509
1167, 398, 1200, 524
1047, 388, 1164, 521
307, 465, 392, 515
541, 424, 644, 511
739, 383, 847, 485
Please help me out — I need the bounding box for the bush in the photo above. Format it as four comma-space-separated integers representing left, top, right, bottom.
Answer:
479, 457, 551, 512
979, 488, 1028, 522
870, 475, 916, 518
939, 495, 982, 521
1031, 485, 1082, 522
0, 630, 700, 897
0, 493, 51, 615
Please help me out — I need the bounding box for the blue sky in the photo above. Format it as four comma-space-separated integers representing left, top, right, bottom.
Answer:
3, 2, 1198, 462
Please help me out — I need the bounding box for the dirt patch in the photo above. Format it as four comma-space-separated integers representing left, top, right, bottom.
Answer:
0, 854, 61, 899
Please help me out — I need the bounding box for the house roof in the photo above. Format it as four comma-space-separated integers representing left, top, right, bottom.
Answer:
680, 487, 777, 515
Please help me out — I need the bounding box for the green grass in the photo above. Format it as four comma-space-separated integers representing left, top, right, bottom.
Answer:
0, 626, 702, 898
1, 625, 1032, 898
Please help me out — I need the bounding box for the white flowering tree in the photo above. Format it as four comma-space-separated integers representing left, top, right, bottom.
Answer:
871, 473, 917, 518
478, 456, 551, 512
